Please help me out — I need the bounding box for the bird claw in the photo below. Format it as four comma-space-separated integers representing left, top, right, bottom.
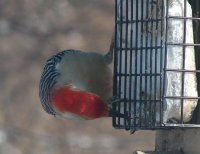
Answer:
167, 118, 180, 124
107, 96, 120, 115
107, 96, 120, 107
130, 129, 136, 134
107, 96, 126, 118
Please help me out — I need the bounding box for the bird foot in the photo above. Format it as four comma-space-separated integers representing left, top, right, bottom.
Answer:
130, 129, 136, 134
107, 96, 120, 107
167, 118, 180, 124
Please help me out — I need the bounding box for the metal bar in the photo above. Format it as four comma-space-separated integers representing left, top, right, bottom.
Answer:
139, 0, 144, 127
164, 96, 200, 99
192, 0, 200, 124
116, 73, 161, 77
124, 0, 128, 129
134, 0, 139, 127
167, 16, 200, 20
154, 0, 159, 127
118, 0, 123, 126
150, 0, 155, 128
180, 0, 187, 123
144, 0, 150, 127
162, 123, 200, 128
162, 0, 169, 125
159, 0, 164, 127
116, 46, 163, 50
116, 19, 163, 23
127, 99, 161, 102
112, 0, 119, 127
165, 69, 200, 72
166, 43, 200, 46
128, 0, 133, 127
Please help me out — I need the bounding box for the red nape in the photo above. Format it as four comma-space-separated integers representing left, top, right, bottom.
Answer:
50, 86, 108, 119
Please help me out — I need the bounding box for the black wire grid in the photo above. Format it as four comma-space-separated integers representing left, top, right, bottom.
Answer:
112, 0, 200, 130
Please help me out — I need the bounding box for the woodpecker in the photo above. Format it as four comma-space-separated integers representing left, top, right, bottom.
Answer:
39, 39, 114, 120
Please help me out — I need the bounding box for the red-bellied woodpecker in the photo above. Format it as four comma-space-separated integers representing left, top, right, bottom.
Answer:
39, 39, 114, 120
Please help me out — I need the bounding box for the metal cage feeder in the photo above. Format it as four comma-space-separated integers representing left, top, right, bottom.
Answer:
112, 0, 200, 130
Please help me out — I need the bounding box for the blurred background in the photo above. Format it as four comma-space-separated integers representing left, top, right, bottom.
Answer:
0, 0, 155, 154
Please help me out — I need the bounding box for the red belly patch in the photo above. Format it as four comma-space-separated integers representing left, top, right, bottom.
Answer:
50, 86, 108, 119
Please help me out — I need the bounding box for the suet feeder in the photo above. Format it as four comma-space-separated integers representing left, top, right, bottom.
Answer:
112, 0, 200, 130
